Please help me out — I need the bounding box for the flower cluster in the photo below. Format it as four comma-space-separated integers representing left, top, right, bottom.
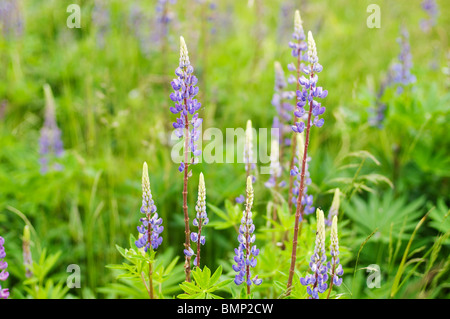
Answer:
91, 0, 110, 48
271, 61, 294, 146
135, 162, 164, 251
328, 216, 344, 287
39, 84, 64, 174
300, 209, 328, 299
288, 10, 307, 60
292, 31, 328, 134
285, 10, 308, 133
368, 83, 389, 129
0, 236, 9, 299
185, 173, 209, 266
390, 27, 416, 94
233, 176, 262, 289
420, 0, 439, 32
290, 133, 314, 218
0, 0, 24, 38
170, 36, 203, 172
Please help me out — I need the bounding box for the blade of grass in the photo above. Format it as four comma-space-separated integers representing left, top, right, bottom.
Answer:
390, 208, 432, 298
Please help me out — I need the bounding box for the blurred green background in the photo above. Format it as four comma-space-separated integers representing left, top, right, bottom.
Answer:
0, 0, 448, 299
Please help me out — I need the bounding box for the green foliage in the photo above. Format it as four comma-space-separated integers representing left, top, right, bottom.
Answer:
102, 235, 184, 299
14, 249, 69, 299
0, 0, 448, 299
345, 191, 425, 243
177, 265, 233, 299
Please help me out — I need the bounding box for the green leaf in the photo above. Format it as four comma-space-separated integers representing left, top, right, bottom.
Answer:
209, 265, 222, 287
180, 281, 202, 295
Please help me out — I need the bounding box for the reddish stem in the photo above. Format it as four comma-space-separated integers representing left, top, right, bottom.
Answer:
286, 69, 314, 296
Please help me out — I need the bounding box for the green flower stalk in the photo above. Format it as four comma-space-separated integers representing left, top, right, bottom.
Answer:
23, 225, 33, 278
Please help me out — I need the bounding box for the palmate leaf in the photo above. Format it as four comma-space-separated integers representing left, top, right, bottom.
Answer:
345, 190, 425, 243
177, 265, 232, 299
207, 200, 241, 231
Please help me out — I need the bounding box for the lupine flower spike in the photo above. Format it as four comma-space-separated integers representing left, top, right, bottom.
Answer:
39, 84, 64, 174
135, 162, 164, 252
326, 216, 344, 298
287, 10, 307, 211
390, 27, 416, 94
287, 30, 327, 295
0, 236, 9, 299
236, 120, 256, 204
170, 36, 203, 169
135, 162, 163, 299
189, 172, 208, 268
420, 0, 439, 33
170, 36, 202, 282
325, 188, 340, 227
0, 0, 24, 38
300, 209, 328, 299
23, 225, 33, 278
233, 176, 262, 295
272, 61, 294, 148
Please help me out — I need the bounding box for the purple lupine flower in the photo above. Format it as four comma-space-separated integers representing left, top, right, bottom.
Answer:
290, 133, 314, 218
0, 0, 24, 38
170, 36, 203, 172
390, 27, 416, 94
325, 188, 340, 227
91, 0, 110, 49
286, 11, 308, 132
0, 236, 9, 299
272, 62, 295, 147
195, 0, 219, 36
420, 0, 439, 32
190, 173, 208, 267
135, 162, 164, 252
235, 194, 245, 204
39, 84, 64, 174
233, 177, 262, 292
300, 209, 328, 299
292, 31, 327, 134
327, 216, 343, 289
289, 10, 307, 59
277, 1, 297, 43
152, 0, 177, 46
